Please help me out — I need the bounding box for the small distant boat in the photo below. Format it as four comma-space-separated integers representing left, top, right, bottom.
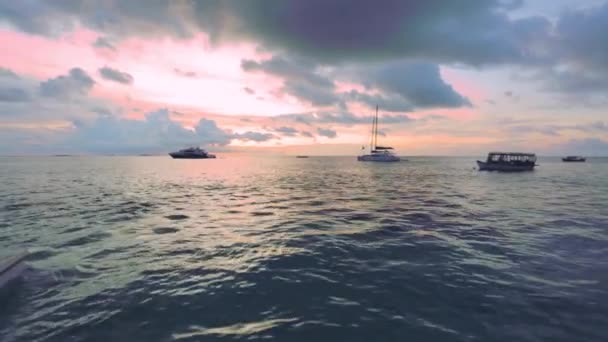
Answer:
562, 156, 586, 162
477, 152, 537, 171
169, 147, 216, 159
358, 106, 400, 162
0, 251, 28, 288
296, 155, 309, 158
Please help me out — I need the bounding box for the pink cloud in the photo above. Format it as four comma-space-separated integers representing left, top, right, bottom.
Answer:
1, 27, 558, 154
0, 29, 100, 79
1, 28, 309, 118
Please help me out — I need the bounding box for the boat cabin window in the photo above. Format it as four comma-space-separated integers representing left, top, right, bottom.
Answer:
488, 153, 536, 163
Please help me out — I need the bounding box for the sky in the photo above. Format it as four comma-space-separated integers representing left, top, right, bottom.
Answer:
0, 0, 607, 156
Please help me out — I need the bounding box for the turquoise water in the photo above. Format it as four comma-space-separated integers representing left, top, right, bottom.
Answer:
1, 156, 607, 341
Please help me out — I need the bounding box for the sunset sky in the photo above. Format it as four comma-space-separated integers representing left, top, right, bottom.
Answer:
1, 0, 607, 155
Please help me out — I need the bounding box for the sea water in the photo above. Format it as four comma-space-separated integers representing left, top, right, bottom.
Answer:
1, 155, 607, 341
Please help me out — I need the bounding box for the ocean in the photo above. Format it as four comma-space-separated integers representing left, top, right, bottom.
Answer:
1, 155, 607, 341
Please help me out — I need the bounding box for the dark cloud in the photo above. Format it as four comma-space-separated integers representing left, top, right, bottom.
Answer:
554, 3, 608, 72
282, 80, 339, 106
1, 1, 568, 111
240, 57, 469, 110
0, 87, 30, 102
0, 1, 196, 39
174, 68, 198, 78
70, 109, 163, 148
356, 62, 471, 108
317, 127, 337, 138
518, 3, 608, 95
39, 68, 95, 98
233, 131, 276, 142
274, 126, 298, 136
193, 117, 233, 145
345, 90, 412, 112
99, 66, 134, 85
242, 56, 333, 88
0, 0, 564, 69
562, 121, 608, 133
92, 36, 116, 50
67, 108, 228, 152
158, 113, 276, 144
90, 107, 113, 116
1, 1, 606, 155
243, 87, 255, 95
0, 67, 19, 79
301, 131, 314, 138
0, 68, 117, 123
278, 111, 412, 126
65, 108, 275, 153
242, 56, 337, 106
583, 121, 608, 132
420, 114, 448, 122
197, 0, 548, 66
539, 68, 608, 94
243, 57, 467, 110
502, 89, 520, 102
0, 1, 77, 37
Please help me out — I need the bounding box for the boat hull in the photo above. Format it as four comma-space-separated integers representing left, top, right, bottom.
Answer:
562, 158, 585, 162
358, 154, 400, 162
169, 153, 216, 159
477, 160, 535, 172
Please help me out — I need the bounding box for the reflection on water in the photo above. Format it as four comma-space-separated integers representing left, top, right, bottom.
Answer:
1, 156, 607, 341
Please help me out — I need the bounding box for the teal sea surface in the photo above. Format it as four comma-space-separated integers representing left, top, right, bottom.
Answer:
1, 156, 607, 341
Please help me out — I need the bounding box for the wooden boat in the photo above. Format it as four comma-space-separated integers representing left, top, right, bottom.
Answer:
562, 156, 586, 162
477, 152, 537, 172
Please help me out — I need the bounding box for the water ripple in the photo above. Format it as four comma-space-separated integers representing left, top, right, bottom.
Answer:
1, 156, 607, 341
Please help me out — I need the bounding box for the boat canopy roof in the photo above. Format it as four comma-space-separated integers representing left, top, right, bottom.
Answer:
488, 152, 535, 156
375, 146, 394, 150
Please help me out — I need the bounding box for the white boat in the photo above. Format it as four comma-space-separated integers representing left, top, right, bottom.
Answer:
477, 152, 536, 171
357, 150, 400, 162
562, 156, 586, 162
0, 251, 28, 288
357, 106, 400, 162
169, 147, 216, 159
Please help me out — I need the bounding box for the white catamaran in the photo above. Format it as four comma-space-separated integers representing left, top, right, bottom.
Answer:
358, 106, 400, 162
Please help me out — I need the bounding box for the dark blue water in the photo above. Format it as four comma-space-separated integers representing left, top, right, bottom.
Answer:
1, 156, 607, 341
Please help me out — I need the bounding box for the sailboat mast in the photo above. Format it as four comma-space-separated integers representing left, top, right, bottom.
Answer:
369, 108, 375, 153
374, 105, 379, 150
